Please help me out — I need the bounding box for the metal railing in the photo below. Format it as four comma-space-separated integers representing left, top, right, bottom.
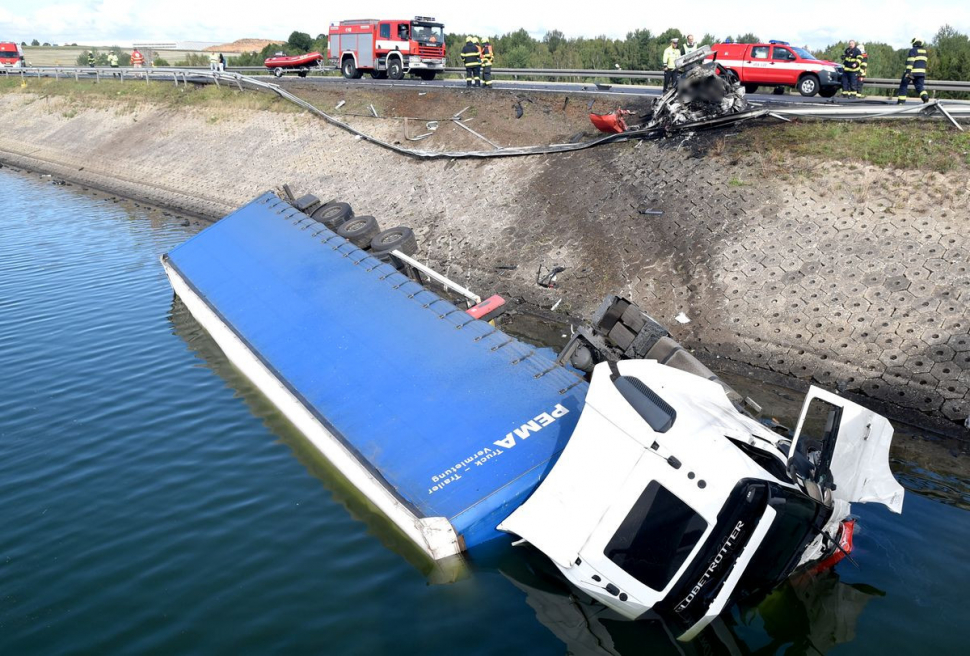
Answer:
8, 64, 970, 94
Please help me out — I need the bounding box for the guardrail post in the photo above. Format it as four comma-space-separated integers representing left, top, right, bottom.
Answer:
213, 74, 220, 88
74, 69, 78, 82
120, 69, 124, 83
172, 73, 178, 87
95, 69, 100, 83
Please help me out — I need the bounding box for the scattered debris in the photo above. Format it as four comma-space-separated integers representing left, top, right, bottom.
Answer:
551, 298, 562, 312
513, 102, 524, 119
638, 208, 664, 216
537, 264, 566, 289
675, 312, 691, 324
369, 104, 379, 118
495, 264, 518, 271
334, 100, 346, 110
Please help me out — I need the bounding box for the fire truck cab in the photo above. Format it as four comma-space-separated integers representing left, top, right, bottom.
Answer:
328, 16, 446, 81
0, 42, 25, 69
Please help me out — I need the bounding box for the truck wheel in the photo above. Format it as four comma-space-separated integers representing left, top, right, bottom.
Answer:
387, 59, 404, 80
798, 74, 820, 97
337, 215, 381, 248
298, 69, 308, 78
342, 58, 358, 79
370, 70, 388, 79
819, 86, 838, 98
312, 202, 354, 230
772, 86, 785, 95
370, 227, 417, 257
417, 71, 436, 81
743, 83, 758, 94
273, 67, 284, 78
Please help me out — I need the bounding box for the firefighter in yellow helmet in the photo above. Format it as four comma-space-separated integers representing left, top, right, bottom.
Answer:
897, 38, 929, 104
480, 37, 494, 88
460, 36, 482, 88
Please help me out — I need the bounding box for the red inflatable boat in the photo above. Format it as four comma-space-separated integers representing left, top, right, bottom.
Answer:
264, 51, 323, 77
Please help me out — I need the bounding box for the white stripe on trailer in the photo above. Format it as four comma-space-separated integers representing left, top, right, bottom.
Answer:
162, 257, 462, 562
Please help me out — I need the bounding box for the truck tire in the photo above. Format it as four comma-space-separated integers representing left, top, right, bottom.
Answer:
273, 67, 284, 78
798, 74, 820, 97
417, 71, 436, 81
370, 70, 388, 79
743, 83, 758, 94
387, 58, 405, 80
298, 69, 308, 78
342, 58, 361, 79
312, 202, 354, 230
370, 226, 418, 257
772, 86, 785, 95
819, 86, 838, 98
337, 215, 381, 248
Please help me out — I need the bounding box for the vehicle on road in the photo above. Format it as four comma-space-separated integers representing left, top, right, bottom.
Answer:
263, 51, 324, 78
708, 40, 842, 97
0, 42, 25, 69
329, 16, 445, 81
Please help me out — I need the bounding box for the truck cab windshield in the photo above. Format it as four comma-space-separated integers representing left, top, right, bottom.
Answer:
413, 24, 444, 44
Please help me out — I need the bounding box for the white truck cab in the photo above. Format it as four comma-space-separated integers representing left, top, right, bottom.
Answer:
500, 358, 902, 641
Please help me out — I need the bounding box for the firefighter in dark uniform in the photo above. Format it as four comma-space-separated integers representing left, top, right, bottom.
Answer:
87, 51, 95, 67
897, 38, 929, 103
461, 36, 481, 88
855, 44, 868, 97
480, 38, 494, 88
841, 40, 861, 98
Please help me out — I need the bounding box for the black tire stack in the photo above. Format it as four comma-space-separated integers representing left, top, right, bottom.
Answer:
306, 198, 418, 263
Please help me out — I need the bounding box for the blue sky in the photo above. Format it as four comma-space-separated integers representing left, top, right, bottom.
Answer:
1, 0, 967, 50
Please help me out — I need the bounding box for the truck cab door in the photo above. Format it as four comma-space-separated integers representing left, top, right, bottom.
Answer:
771, 46, 798, 84
788, 386, 904, 513
745, 45, 772, 83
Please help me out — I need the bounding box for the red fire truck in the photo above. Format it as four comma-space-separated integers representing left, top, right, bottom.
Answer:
0, 42, 25, 69
328, 16, 445, 81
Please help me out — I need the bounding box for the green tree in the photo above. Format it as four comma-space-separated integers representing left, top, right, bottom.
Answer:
287, 31, 313, 52
31, 39, 39, 46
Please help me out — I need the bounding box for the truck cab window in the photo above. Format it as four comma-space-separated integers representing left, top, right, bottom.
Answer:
379, 24, 390, 39
772, 47, 795, 61
398, 25, 409, 41
752, 46, 769, 59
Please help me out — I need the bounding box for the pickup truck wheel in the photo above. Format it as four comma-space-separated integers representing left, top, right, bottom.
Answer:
743, 83, 758, 94
273, 67, 284, 78
337, 215, 381, 248
772, 86, 785, 95
819, 87, 838, 98
798, 74, 820, 97
312, 202, 354, 230
341, 58, 358, 79
387, 59, 405, 80
370, 226, 417, 257
417, 71, 436, 81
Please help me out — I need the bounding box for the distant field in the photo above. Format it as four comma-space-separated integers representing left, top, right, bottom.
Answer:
21, 46, 217, 66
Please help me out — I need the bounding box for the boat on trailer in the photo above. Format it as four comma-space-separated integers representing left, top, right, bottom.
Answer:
264, 51, 324, 77
163, 191, 903, 641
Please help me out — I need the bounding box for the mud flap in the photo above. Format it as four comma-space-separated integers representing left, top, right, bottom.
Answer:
789, 387, 904, 513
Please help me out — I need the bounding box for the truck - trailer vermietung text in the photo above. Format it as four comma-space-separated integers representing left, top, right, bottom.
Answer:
328, 16, 445, 81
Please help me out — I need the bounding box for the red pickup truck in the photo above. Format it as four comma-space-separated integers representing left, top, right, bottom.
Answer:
708, 42, 842, 97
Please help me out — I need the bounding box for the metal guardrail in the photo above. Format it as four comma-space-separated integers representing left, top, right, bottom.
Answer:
8, 64, 970, 94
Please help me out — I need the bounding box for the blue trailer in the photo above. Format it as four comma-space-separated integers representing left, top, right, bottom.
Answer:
162, 192, 589, 561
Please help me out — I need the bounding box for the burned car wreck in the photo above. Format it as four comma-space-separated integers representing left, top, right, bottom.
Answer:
590, 46, 761, 135
499, 296, 904, 641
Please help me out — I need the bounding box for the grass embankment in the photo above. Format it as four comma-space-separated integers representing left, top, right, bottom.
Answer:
0, 77, 298, 114
729, 121, 970, 173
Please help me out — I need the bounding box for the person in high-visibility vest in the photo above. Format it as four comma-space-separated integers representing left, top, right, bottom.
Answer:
480, 38, 494, 89
840, 40, 861, 98
855, 44, 868, 97
209, 52, 219, 72
681, 34, 698, 55
897, 38, 929, 104
460, 36, 481, 88
86, 51, 95, 67
662, 38, 680, 92
130, 49, 144, 68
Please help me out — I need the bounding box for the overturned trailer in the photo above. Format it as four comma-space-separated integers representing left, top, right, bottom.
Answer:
163, 191, 904, 641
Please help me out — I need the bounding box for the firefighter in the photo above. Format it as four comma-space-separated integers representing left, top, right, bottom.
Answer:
897, 38, 929, 104
480, 38, 494, 88
460, 36, 481, 88
841, 40, 861, 98
856, 44, 868, 97
86, 51, 95, 67
662, 38, 680, 91
682, 34, 698, 55
130, 48, 144, 68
